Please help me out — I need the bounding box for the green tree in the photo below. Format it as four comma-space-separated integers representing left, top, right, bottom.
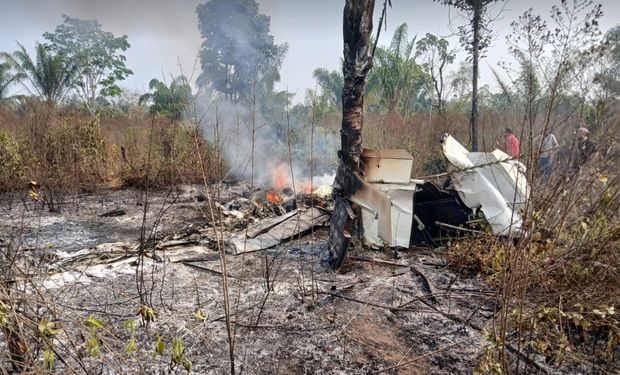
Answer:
0, 61, 24, 101
416, 33, 456, 114
312, 67, 343, 112
368, 23, 431, 115
196, 0, 286, 101
1, 43, 74, 106
434, 0, 504, 150
139, 76, 192, 121
43, 15, 132, 114
594, 25, 620, 98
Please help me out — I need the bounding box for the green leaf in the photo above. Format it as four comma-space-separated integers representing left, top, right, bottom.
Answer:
87, 335, 100, 357
153, 333, 165, 359
124, 337, 136, 354
193, 310, 206, 322
182, 357, 192, 372
86, 315, 105, 329
121, 319, 136, 331
43, 349, 55, 370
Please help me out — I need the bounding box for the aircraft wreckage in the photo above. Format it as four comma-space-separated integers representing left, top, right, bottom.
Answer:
328, 134, 530, 270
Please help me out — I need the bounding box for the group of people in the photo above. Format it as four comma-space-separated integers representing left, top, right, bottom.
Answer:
501, 127, 596, 182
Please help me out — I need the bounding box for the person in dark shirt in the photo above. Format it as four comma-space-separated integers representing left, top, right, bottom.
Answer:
573, 127, 596, 170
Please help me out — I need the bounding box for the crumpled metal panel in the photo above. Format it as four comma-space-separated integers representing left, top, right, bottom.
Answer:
441, 134, 529, 236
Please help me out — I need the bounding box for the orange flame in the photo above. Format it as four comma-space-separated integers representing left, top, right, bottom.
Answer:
271, 163, 291, 189
266, 191, 283, 203
268, 162, 313, 194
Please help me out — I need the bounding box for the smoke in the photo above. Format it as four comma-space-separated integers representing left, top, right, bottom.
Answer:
194, 92, 338, 188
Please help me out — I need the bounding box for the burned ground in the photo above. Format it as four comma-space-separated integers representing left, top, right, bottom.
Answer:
0, 182, 616, 374
0, 185, 497, 374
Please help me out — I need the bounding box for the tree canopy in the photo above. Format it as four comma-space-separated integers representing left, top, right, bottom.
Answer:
368, 23, 431, 115
417, 33, 456, 113
1, 43, 75, 106
196, 0, 286, 101
139, 76, 192, 121
43, 15, 133, 113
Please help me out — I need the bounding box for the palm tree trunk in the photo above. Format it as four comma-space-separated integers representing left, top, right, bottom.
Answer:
329, 0, 375, 270
340, 0, 375, 172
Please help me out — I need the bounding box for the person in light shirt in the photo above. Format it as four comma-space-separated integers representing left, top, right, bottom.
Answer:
538, 132, 559, 182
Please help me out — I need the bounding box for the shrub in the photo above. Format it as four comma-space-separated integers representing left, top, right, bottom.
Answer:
0, 132, 23, 191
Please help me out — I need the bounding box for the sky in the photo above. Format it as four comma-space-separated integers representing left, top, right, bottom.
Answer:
1, 0, 619, 102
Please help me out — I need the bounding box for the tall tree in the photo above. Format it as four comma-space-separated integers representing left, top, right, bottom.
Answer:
416, 33, 456, 114
435, 0, 503, 150
340, 0, 375, 172
1, 43, 74, 106
196, 0, 286, 102
594, 25, 620, 98
139, 76, 192, 121
369, 23, 431, 116
329, 0, 375, 271
43, 15, 133, 114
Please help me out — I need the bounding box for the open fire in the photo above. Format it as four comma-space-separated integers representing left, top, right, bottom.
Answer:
266, 191, 283, 203
264, 162, 315, 203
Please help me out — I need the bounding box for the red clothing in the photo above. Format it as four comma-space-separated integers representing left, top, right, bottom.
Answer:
505, 133, 520, 158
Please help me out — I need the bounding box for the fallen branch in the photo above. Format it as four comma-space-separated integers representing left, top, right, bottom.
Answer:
181, 261, 238, 279
349, 256, 439, 304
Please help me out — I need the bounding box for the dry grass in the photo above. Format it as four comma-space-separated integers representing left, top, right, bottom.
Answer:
0, 102, 224, 194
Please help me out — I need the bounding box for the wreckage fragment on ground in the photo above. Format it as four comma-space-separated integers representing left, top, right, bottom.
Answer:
329, 134, 530, 270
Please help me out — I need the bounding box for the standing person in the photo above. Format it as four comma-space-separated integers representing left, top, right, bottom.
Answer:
504, 128, 520, 159
538, 132, 559, 182
573, 127, 596, 171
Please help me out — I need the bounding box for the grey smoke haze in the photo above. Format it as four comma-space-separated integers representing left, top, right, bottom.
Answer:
2, 0, 618, 102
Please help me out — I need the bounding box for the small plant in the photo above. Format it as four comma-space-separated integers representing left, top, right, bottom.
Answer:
152, 332, 165, 359
137, 304, 156, 326
171, 337, 192, 373
122, 319, 137, 354
85, 315, 105, 357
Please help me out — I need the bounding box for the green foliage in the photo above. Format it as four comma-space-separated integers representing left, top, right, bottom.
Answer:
1, 43, 75, 106
0, 302, 8, 327
0, 62, 23, 100
446, 238, 506, 278
448, 62, 472, 105
122, 319, 137, 354
416, 33, 456, 112
312, 67, 343, 112
422, 153, 448, 175
594, 25, 620, 97
42, 349, 55, 371
192, 310, 206, 322
37, 319, 62, 336
153, 332, 165, 359
85, 315, 104, 357
513, 304, 618, 366
196, 0, 287, 101
368, 23, 432, 115
139, 76, 192, 121
43, 15, 133, 113
171, 337, 192, 372
434, 0, 503, 57
137, 304, 156, 326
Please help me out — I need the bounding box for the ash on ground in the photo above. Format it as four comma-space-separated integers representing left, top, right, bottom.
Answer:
0, 185, 575, 374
